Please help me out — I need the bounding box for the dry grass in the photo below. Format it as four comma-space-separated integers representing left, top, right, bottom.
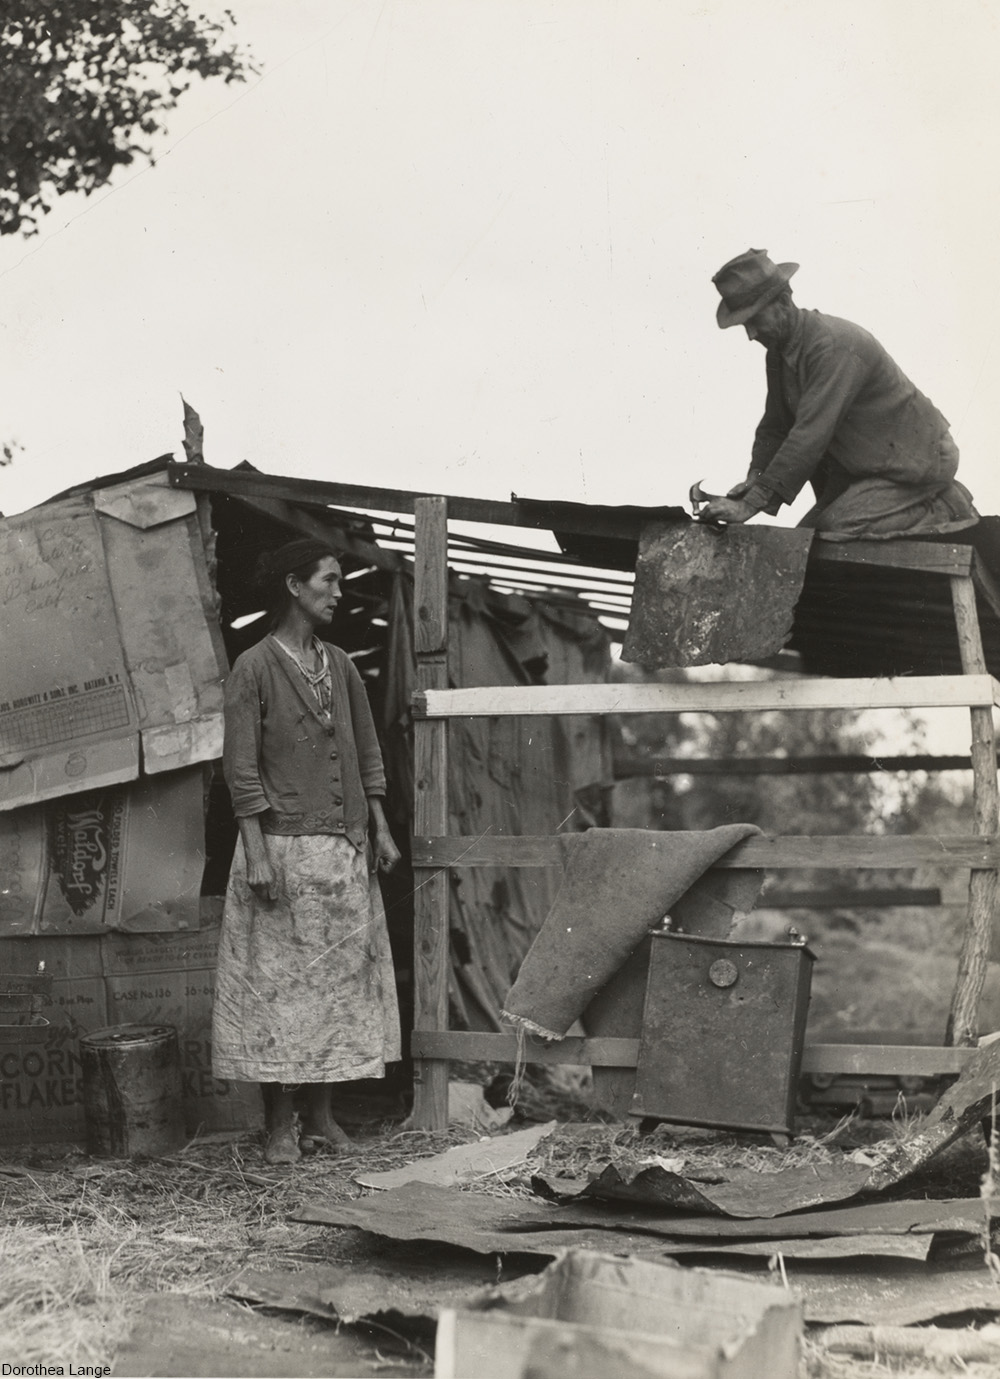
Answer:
0, 1122, 467, 1368
518, 1106, 910, 1192
802, 1332, 979, 1378
0, 1076, 995, 1376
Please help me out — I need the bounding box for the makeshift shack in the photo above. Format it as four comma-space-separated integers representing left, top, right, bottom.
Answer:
134, 463, 1000, 1133
0, 458, 620, 1144
5, 456, 1000, 1143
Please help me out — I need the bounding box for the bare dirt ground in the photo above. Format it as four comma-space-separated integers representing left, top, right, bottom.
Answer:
2, 1069, 1000, 1379
5, 898, 1000, 1376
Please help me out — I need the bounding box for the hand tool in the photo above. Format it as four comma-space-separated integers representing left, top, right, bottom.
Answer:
688, 479, 727, 528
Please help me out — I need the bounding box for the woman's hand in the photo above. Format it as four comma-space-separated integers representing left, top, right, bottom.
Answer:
372, 828, 401, 874
246, 853, 279, 901
368, 797, 401, 874
238, 816, 279, 901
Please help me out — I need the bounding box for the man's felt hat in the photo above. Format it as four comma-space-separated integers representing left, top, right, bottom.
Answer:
712, 248, 799, 328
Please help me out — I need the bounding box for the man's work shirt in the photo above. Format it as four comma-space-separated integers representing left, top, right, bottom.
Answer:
747, 309, 951, 512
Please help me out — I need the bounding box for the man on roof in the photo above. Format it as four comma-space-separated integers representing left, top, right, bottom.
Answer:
700, 249, 979, 539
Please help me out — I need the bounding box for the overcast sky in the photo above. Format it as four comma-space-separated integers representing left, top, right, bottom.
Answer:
1, 0, 998, 525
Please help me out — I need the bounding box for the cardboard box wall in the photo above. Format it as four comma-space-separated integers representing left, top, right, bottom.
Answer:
0, 766, 209, 937
0, 474, 225, 814
0, 922, 261, 1145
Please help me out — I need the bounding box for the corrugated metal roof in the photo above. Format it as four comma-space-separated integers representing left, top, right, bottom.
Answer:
39, 458, 1000, 673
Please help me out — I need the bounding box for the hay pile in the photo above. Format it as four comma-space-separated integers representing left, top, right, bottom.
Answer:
0, 1125, 464, 1368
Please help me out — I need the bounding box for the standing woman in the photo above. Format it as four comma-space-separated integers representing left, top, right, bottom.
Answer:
212, 539, 401, 1165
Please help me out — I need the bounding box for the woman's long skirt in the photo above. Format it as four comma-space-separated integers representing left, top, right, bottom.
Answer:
211, 833, 401, 1083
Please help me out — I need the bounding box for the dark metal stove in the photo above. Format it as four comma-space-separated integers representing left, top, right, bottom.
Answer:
631, 928, 815, 1135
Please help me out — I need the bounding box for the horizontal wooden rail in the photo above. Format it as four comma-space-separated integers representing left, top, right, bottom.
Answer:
760, 887, 942, 909
811, 539, 975, 578
410, 1030, 974, 1077
615, 753, 987, 777
413, 675, 1000, 719
412, 833, 1000, 870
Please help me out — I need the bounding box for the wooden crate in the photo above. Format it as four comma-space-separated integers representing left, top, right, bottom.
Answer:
435, 1250, 802, 1379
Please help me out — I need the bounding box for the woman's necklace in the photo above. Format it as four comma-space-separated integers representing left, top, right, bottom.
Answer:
271, 635, 333, 714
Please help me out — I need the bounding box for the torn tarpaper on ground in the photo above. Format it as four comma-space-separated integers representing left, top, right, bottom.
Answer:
227, 1255, 508, 1329
714, 1257, 1000, 1327
548, 1038, 1000, 1218
294, 1180, 663, 1259
294, 1180, 987, 1261
110, 1292, 401, 1379
532, 1193, 990, 1241
293, 1182, 997, 1335
663, 1234, 932, 1261
622, 521, 814, 668
501, 825, 761, 1039
354, 1121, 556, 1191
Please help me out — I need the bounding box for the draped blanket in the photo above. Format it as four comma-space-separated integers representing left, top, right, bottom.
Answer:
501, 825, 762, 1040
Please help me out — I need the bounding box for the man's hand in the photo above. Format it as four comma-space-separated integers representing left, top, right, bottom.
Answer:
701, 496, 758, 524
726, 479, 754, 499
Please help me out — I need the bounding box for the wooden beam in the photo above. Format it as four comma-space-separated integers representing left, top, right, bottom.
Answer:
411, 496, 451, 1130
409, 1030, 974, 1077
169, 460, 522, 522
760, 888, 942, 909
615, 753, 983, 777
412, 833, 1000, 869
803, 1044, 971, 1076
414, 675, 999, 719
411, 1032, 640, 1066
810, 539, 974, 578
168, 461, 658, 542
947, 575, 1000, 1047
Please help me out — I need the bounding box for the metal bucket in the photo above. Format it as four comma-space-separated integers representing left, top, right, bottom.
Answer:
80, 1023, 185, 1157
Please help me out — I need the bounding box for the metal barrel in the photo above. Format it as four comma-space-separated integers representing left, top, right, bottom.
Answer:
79, 1023, 185, 1157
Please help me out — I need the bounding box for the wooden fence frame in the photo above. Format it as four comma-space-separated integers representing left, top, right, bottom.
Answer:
407, 501, 1000, 1128
164, 465, 1000, 1123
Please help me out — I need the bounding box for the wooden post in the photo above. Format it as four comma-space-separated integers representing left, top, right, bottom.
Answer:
947, 575, 1000, 1045
411, 496, 451, 1128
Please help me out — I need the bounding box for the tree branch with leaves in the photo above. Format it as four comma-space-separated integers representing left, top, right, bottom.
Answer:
0, 1, 254, 235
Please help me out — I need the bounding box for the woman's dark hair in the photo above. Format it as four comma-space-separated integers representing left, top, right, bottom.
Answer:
254, 539, 339, 619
